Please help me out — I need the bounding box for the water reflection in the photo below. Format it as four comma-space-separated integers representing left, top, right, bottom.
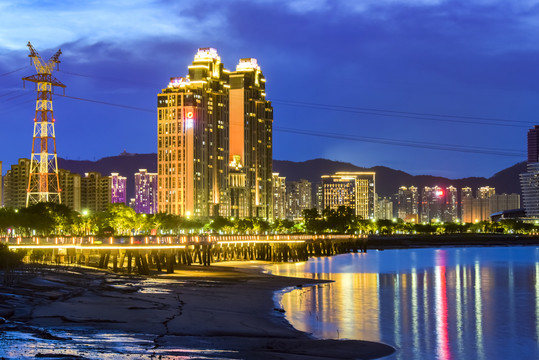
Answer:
272, 247, 539, 360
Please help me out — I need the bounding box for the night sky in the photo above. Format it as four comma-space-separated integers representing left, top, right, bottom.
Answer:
1, 0, 537, 179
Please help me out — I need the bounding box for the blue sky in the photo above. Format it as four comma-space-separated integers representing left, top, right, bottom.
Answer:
1, 0, 538, 178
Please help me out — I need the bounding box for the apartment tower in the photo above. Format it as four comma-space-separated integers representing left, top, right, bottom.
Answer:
158, 48, 230, 217
229, 58, 273, 219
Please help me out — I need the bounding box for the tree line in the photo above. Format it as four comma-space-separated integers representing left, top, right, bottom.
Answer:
0, 203, 536, 237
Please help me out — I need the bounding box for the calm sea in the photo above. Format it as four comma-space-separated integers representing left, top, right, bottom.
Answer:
270, 246, 539, 360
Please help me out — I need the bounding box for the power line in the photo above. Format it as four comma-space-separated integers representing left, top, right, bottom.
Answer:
7, 78, 525, 158
272, 100, 530, 128
276, 127, 525, 157
0, 66, 29, 77
60, 68, 532, 128
55, 92, 524, 157
271, 98, 530, 124
56, 93, 155, 113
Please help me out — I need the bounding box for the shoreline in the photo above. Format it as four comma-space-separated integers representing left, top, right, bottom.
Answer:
0, 263, 395, 359
368, 233, 539, 249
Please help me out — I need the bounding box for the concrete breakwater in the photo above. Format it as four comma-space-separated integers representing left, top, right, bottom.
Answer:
2, 235, 368, 274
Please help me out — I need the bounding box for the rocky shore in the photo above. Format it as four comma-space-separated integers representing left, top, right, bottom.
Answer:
0, 263, 394, 359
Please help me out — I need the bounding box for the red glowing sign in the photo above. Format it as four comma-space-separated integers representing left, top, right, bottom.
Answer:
186, 111, 194, 119
436, 190, 444, 197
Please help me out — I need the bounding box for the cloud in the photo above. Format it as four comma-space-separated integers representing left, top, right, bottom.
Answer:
0, 0, 227, 52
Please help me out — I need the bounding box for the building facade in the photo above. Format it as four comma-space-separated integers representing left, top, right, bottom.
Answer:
376, 196, 394, 220
285, 179, 312, 220
272, 173, 286, 220
397, 186, 418, 222
58, 169, 81, 212
81, 172, 126, 213
442, 186, 458, 222
321, 172, 375, 220
135, 169, 158, 214
4, 158, 31, 209
229, 58, 273, 219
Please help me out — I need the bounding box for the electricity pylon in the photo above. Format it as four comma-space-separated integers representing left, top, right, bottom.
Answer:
23, 42, 65, 206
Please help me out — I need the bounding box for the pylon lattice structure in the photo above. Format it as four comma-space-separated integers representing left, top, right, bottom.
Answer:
23, 42, 65, 206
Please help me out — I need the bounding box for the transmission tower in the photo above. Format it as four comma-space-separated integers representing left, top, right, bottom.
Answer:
22, 42, 65, 206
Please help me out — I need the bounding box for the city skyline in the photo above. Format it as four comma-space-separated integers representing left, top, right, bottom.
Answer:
1, 1, 537, 179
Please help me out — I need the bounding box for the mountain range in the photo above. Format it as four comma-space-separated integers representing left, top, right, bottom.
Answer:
57, 153, 525, 200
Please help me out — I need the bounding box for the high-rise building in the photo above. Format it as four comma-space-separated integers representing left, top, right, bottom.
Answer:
477, 186, 495, 199
134, 169, 158, 214
315, 183, 324, 212
0, 161, 2, 207
272, 173, 286, 220
376, 196, 394, 220
229, 58, 273, 219
81, 172, 126, 213
521, 125, 539, 217
442, 186, 458, 222
489, 194, 520, 214
158, 48, 230, 217
110, 173, 126, 205
58, 169, 81, 212
397, 186, 418, 222
321, 172, 375, 220
420, 186, 445, 223
528, 125, 539, 163
285, 179, 312, 220
4, 158, 31, 209
461, 186, 495, 223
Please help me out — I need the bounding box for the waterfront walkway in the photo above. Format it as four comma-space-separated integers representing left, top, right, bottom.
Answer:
2, 235, 368, 274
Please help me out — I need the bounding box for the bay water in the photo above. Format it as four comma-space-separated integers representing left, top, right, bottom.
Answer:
270, 246, 539, 360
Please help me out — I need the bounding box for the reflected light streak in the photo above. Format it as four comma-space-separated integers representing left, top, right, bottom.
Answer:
474, 261, 485, 360
456, 264, 463, 355
411, 268, 419, 353
536, 261, 539, 343
435, 250, 451, 360
394, 272, 401, 347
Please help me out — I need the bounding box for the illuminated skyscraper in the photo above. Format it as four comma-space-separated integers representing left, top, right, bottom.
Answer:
110, 173, 126, 204
158, 48, 230, 217
397, 186, 418, 222
286, 179, 312, 219
442, 185, 458, 222
420, 186, 444, 223
272, 173, 286, 219
229, 58, 273, 219
135, 169, 158, 214
0, 161, 2, 207
521, 125, 539, 217
527, 125, 539, 163
322, 172, 375, 220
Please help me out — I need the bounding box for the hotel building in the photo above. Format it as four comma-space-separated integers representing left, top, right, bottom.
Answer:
321, 172, 375, 220
158, 48, 230, 217
229, 58, 273, 219
157, 48, 273, 219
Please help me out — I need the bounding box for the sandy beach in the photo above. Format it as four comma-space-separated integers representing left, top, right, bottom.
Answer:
0, 263, 394, 359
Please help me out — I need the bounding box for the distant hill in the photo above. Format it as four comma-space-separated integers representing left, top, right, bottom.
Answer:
57, 153, 524, 199
273, 158, 526, 196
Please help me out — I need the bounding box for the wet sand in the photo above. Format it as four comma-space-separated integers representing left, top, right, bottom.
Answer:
0, 263, 394, 359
